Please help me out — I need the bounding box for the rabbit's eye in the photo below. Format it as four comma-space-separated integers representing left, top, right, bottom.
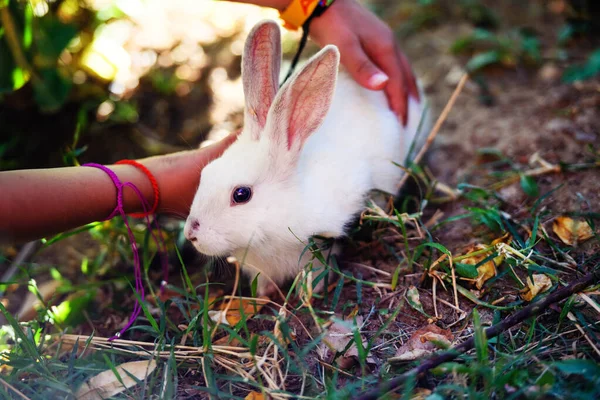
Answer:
232, 186, 252, 204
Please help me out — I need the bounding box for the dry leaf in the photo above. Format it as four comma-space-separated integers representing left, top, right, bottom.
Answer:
474, 261, 496, 290
319, 316, 370, 368
406, 285, 426, 315
412, 388, 433, 400
18, 280, 61, 321
213, 334, 241, 347
553, 216, 594, 246
520, 274, 552, 301
245, 392, 265, 400
0, 355, 12, 374
459, 239, 511, 290
392, 324, 453, 361
209, 296, 269, 326
75, 359, 157, 400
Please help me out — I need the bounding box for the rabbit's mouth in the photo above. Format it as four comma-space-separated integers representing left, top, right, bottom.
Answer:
191, 239, 231, 257
188, 229, 237, 257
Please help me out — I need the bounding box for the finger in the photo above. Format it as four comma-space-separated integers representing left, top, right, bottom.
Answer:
208, 131, 239, 158
339, 38, 389, 91
399, 50, 419, 101
366, 39, 407, 125
394, 45, 410, 126
359, 31, 408, 124
194, 132, 239, 169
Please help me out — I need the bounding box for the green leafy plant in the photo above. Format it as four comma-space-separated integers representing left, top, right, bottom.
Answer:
451, 28, 541, 73
0, 0, 79, 112
562, 48, 600, 82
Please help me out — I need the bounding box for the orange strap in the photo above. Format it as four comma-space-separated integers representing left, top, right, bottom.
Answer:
115, 160, 160, 218
279, 0, 320, 30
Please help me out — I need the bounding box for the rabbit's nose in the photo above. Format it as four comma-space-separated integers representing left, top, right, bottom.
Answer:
185, 219, 200, 241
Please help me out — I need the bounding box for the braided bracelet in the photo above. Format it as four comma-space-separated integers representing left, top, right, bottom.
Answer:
82, 163, 168, 340
115, 159, 160, 218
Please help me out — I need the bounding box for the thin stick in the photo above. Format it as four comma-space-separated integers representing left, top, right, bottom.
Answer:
0, 378, 31, 400
0, 241, 40, 297
356, 268, 600, 400
398, 73, 469, 190
567, 311, 600, 358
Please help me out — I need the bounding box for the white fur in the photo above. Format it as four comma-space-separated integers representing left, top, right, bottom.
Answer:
185, 20, 430, 294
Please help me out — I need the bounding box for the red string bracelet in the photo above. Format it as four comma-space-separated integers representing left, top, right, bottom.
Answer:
82, 162, 169, 340
115, 159, 160, 218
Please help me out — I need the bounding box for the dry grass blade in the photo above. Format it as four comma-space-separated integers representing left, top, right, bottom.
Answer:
60, 334, 249, 361
566, 312, 600, 358
578, 293, 600, 314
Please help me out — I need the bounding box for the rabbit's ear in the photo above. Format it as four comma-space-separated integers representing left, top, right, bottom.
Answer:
268, 45, 339, 155
242, 20, 281, 140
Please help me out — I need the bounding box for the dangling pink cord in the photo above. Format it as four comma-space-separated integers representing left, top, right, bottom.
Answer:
83, 163, 169, 341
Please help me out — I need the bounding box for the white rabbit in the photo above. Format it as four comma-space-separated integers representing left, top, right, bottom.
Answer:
185, 20, 430, 296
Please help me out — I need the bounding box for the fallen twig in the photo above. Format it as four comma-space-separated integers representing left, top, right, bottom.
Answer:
0, 377, 31, 400
356, 268, 600, 400
397, 73, 469, 191
0, 241, 41, 297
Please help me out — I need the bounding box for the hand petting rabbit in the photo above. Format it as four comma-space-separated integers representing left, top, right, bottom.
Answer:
185, 20, 430, 296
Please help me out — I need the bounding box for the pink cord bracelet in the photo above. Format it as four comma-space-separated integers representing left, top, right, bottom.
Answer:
83, 162, 169, 340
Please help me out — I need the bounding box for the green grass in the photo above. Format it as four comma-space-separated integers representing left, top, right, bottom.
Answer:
1, 145, 599, 399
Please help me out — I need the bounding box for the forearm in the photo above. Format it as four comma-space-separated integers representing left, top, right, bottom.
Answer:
0, 164, 155, 244
226, 0, 291, 11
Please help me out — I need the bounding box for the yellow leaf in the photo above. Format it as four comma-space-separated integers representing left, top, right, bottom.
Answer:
520, 274, 552, 302
75, 360, 157, 400
460, 244, 497, 290
552, 216, 594, 246
210, 297, 269, 326
475, 261, 496, 290
245, 392, 265, 400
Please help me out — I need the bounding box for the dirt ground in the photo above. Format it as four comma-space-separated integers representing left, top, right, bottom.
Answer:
2, 0, 599, 396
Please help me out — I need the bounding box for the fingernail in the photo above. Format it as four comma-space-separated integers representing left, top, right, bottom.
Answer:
368, 72, 389, 88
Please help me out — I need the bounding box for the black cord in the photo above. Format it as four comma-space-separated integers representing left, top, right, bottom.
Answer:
281, 0, 336, 86
281, 17, 313, 85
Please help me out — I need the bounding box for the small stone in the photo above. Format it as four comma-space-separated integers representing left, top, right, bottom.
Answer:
574, 130, 598, 143
545, 118, 575, 134
538, 63, 561, 82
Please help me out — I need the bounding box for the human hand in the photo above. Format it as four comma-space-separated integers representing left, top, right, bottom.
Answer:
308, 0, 419, 126
140, 131, 240, 217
